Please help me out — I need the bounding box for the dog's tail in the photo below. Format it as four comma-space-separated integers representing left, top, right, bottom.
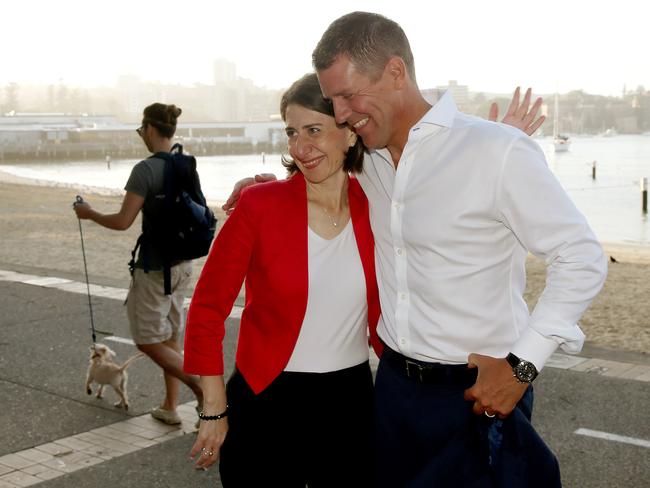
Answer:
118, 352, 145, 372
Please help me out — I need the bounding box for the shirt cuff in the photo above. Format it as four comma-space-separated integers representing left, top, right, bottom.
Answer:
510, 327, 561, 371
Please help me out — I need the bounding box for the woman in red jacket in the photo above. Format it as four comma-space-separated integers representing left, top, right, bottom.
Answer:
183, 73, 381, 487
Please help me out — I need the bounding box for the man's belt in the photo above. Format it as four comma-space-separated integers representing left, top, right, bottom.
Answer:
382, 347, 477, 386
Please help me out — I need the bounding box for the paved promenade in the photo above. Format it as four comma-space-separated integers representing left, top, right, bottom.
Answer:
1, 269, 649, 487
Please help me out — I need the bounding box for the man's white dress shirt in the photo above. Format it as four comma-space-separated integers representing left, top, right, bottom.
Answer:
357, 91, 607, 370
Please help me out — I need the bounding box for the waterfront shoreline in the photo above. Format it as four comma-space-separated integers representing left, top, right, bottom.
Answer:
1, 174, 648, 355
4, 134, 650, 245
2, 167, 649, 250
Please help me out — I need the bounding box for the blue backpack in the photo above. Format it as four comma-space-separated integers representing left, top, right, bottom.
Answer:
129, 143, 217, 294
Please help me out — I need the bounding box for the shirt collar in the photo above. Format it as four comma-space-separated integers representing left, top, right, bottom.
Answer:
415, 90, 457, 130
367, 90, 458, 165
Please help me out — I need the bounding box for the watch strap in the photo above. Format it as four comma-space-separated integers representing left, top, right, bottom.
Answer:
506, 352, 520, 368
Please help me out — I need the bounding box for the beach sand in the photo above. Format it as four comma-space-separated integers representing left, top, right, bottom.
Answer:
1, 172, 648, 355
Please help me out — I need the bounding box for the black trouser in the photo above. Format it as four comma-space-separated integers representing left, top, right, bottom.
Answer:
220, 361, 374, 488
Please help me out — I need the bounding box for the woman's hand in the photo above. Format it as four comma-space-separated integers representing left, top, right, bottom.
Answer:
189, 375, 229, 470
489, 87, 545, 136
190, 417, 228, 470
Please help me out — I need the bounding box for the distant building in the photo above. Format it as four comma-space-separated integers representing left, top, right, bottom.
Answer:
106, 59, 283, 123
0, 113, 284, 161
436, 80, 470, 108
420, 88, 444, 105
421, 81, 470, 109
213, 59, 237, 86
116, 75, 166, 118
0, 113, 119, 146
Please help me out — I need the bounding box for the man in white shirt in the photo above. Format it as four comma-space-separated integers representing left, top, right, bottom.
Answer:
312, 11, 607, 488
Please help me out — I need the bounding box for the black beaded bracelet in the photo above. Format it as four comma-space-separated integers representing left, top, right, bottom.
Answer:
199, 406, 229, 421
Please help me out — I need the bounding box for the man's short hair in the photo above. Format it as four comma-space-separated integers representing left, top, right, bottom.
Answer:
312, 11, 416, 83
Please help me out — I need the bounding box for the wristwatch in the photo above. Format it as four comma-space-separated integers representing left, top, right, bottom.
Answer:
506, 353, 538, 383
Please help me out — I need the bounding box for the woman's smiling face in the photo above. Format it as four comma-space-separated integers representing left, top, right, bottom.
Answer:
284, 103, 356, 184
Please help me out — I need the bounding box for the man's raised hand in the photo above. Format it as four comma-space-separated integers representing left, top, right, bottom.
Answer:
222, 173, 277, 215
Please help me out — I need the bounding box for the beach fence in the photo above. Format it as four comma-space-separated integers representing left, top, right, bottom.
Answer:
642, 177, 648, 214
580, 160, 648, 215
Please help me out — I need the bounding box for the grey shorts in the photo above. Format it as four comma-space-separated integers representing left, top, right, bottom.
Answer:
126, 261, 192, 345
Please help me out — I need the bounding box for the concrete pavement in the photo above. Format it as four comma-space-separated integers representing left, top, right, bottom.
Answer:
1, 270, 649, 487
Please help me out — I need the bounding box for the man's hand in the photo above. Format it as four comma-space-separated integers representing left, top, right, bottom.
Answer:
222, 173, 277, 215
489, 87, 545, 136
463, 353, 529, 418
71, 192, 143, 230
73, 200, 93, 220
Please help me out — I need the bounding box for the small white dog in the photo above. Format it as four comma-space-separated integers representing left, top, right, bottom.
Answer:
85, 343, 144, 410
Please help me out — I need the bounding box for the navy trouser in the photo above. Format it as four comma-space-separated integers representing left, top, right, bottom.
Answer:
375, 348, 561, 488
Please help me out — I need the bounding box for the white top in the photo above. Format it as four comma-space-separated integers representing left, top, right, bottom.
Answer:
284, 220, 369, 372
357, 91, 607, 370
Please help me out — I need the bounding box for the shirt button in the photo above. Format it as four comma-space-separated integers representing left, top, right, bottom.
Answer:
399, 337, 407, 346
396, 248, 403, 255
400, 293, 407, 300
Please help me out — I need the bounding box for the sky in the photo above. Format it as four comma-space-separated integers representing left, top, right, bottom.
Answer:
3, 0, 648, 96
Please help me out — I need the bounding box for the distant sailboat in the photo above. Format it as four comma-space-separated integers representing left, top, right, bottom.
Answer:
553, 93, 570, 152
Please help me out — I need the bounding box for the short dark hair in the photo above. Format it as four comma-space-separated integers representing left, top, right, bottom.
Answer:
280, 73, 364, 175
142, 103, 182, 138
312, 11, 416, 82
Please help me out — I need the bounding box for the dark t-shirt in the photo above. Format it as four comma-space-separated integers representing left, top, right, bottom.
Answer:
124, 157, 167, 270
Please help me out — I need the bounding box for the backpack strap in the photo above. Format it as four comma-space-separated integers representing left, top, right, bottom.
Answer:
163, 264, 172, 296
128, 234, 150, 275
161, 152, 176, 295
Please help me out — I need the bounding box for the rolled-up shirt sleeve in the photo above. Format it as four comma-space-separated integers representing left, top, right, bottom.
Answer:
496, 136, 608, 370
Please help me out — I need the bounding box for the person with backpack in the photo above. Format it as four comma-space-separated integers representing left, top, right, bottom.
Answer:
73, 102, 210, 425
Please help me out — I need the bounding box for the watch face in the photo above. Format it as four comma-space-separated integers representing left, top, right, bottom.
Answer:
515, 361, 538, 383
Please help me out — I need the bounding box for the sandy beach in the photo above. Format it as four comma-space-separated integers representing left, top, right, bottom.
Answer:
1, 170, 649, 355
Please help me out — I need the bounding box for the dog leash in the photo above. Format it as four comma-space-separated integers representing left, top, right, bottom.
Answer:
73, 195, 97, 345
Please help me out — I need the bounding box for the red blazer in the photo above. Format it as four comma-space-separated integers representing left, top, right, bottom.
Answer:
184, 172, 382, 394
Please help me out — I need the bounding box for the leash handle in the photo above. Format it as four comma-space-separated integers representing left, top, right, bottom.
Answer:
74, 194, 96, 344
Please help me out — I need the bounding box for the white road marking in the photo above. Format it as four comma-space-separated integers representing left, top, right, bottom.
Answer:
2, 268, 648, 381
0, 268, 243, 321
103, 336, 135, 346
574, 428, 650, 448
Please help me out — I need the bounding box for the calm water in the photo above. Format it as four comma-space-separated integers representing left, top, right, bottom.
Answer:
3, 135, 650, 245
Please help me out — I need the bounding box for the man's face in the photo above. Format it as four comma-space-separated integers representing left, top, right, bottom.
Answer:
138, 122, 154, 153
317, 55, 396, 151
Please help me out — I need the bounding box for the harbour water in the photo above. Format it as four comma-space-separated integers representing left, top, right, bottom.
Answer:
2, 135, 650, 245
